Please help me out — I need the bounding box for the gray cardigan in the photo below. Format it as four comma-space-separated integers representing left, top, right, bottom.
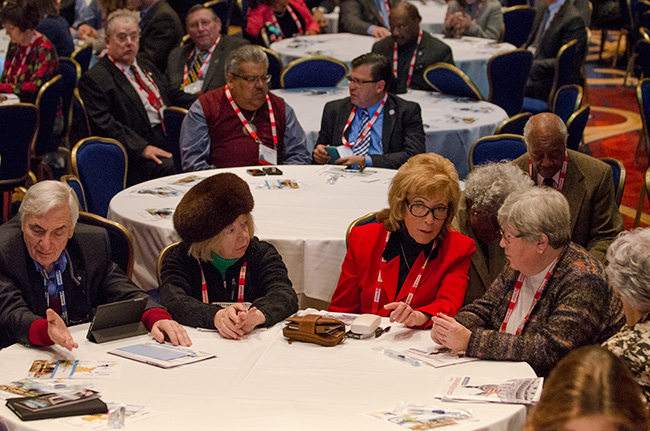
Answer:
444, 0, 504, 40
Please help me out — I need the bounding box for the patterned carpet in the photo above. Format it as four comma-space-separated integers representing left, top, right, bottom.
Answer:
582, 30, 649, 229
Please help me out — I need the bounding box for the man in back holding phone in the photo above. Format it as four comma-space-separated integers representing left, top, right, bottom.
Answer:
180, 45, 312, 171
313, 53, 425, 169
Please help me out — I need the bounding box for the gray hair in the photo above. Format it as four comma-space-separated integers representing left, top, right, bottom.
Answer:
498, 187, 571, 249
523, 113, 567, 148
187, 214, 255, 261
104, 9, 139, 39
606, 228, 650, 313
464, 161, 534, 212
19, 181, 80, 228
225, 45, 268, 76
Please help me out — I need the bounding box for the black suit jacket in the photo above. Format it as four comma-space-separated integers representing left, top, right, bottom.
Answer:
524, 0, 586, 99
139, 0, 183, 73
78, 56, 175, 161
315, 93, 425, 169
165, 35, 250, 107
372, 31, 454, 93
338, 0, 401, 35
0, 217, 156, 348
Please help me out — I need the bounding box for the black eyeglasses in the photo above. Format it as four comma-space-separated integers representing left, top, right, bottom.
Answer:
406, 200, 449, 220
232, 73, 272, 84
346, 75, 378, 85
499, 229, 523, 244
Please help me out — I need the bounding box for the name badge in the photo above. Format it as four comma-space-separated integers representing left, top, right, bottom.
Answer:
258, 143, 278, 165
183, 80, 203, 94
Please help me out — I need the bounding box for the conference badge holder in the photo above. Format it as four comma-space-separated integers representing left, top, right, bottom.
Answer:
86, 297, 148, 344
282, 314, 346, 347
258, 144, 277, 165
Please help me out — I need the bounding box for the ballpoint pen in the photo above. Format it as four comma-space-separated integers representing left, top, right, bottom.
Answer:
382, 348, 422, 367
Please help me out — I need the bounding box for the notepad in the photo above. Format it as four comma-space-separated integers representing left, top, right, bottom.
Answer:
116, 344, 189, 361
109, 343, 216, 369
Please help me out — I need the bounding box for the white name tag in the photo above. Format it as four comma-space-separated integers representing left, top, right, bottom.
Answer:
258, 143, 278, 165
183, 80, 203, 94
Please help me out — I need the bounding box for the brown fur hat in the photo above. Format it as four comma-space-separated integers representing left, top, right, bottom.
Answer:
173, 173, 254, 243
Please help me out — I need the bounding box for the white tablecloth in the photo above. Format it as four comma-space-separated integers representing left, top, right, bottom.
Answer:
276, 88, 508, 178
108, 166, 396, 299
271, 33, 515, 98
0, 320, 536, 431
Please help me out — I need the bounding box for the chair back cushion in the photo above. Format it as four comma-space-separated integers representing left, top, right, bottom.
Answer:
281, 57, 348, 88
163, 107, 188, 173
424, 64, 483, 100
488, 49, 533, 116
0, 104, 37, 189
502, 6, 536, 48
72, 138, 127, 217
57, 58, 81, 136
71, 44, 93, 75
553, 84, 583, 123
78, 212, 134, 277
34, 75, 63, 156
565, 105, 590, 150
469, 134, 527, 171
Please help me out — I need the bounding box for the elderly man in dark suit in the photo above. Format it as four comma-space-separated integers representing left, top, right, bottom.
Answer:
523, 0, 587, 100
79, 10, 185, 185
339, 0, 401, 38
313, 53, 425, 169
513, 113, 624, 262
166, 5, 249, 107
371, 2, 453, 93
0, 181, 192, 350
130, 0, 183, 73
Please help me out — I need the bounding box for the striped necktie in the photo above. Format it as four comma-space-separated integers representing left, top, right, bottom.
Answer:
353, 109, 371, 156
188, 50, 208, 83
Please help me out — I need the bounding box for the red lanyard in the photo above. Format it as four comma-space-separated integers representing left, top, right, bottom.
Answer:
182, 36, 220, 85
112, 57, 165, 126
371, 231, 438, 314
499, 259, 558, 335
198, 260, 248, 303
5, 34, 35, 84
272, 4, 304, 36
225, 85, 278, 148
341, 93, 388, 148
528, 152, 568, 192
393, 29, 422, 86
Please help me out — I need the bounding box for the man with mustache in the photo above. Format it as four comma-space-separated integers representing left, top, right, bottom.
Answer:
179, 45, 311, 171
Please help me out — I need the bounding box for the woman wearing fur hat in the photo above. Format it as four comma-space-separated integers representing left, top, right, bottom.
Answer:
159, 173, 298, 339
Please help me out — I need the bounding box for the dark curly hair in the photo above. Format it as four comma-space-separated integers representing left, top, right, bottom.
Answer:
0, 0, 42, 31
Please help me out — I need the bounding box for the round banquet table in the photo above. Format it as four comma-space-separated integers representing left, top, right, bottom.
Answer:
108, 165, 396, 299
0, 318, 537, 431
270, 33, 515, 98
274, 87, 508, 178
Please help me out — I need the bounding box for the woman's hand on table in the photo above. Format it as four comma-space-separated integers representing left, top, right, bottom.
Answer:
384, 302, 429, 327
214, 303, 264, 339
47, 308, 79, 351
313, 144, 331, 164
430, 313, 470, 353
151, 319, 193, 346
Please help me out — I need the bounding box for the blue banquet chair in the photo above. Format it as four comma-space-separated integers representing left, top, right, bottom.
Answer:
424, 63, 484, 100
502, 6, 536, 48
257, 46, 283, 89
203, 0, 230, 32
487, 49, 533, 117
163, 106, 188, 174
468, 134, 528, 172
71, 43, 93, 75
598, 157, 626, 207
552, 84, 583, 123
565, 104, 590, 151
78, 211, 135, 278
61, 174, 88, 212
0, 103, 38, 222
281, 55, 348, 88
345, 212, 378, 249
57, 57, 82, 148
71, 137, 128, 218
494, 112, 532, 135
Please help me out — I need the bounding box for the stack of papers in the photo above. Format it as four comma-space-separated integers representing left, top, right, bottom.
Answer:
109, 342, 216, 368
440, 376, 544, 404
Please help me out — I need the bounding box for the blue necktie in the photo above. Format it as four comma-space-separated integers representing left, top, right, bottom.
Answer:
353, 110, 371, 156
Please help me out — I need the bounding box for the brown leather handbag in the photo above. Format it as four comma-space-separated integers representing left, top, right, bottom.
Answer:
282, 315, 346, 347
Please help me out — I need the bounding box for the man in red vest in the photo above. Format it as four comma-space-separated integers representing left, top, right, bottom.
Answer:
179, 45, 311, 171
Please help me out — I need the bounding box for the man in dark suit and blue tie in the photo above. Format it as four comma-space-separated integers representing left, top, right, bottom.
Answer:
313, 53, 425, 169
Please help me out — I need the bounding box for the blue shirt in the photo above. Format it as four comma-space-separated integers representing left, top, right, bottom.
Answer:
34, 253, 68, 298
544, 0, 566, 33
348, 98, 385, 167
366, 0, 389, 35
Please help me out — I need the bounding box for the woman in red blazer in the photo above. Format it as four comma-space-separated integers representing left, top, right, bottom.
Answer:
329, 153, 476, 328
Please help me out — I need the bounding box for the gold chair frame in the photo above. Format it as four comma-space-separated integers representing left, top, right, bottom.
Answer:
423, 63, 484, 101
71, 136, 129, 191
280, 54, 349, 88
345, 212, 378, 249
78, 211, 135, 278
597, 157, 626, 208
468, 133, 525, 172
157, 242, 181, 284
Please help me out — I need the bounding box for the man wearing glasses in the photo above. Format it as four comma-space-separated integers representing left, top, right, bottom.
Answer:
180, 45, 311, 171
79, 10, 187, 186
313, 53, 425, 169
166, 5, 249, 107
